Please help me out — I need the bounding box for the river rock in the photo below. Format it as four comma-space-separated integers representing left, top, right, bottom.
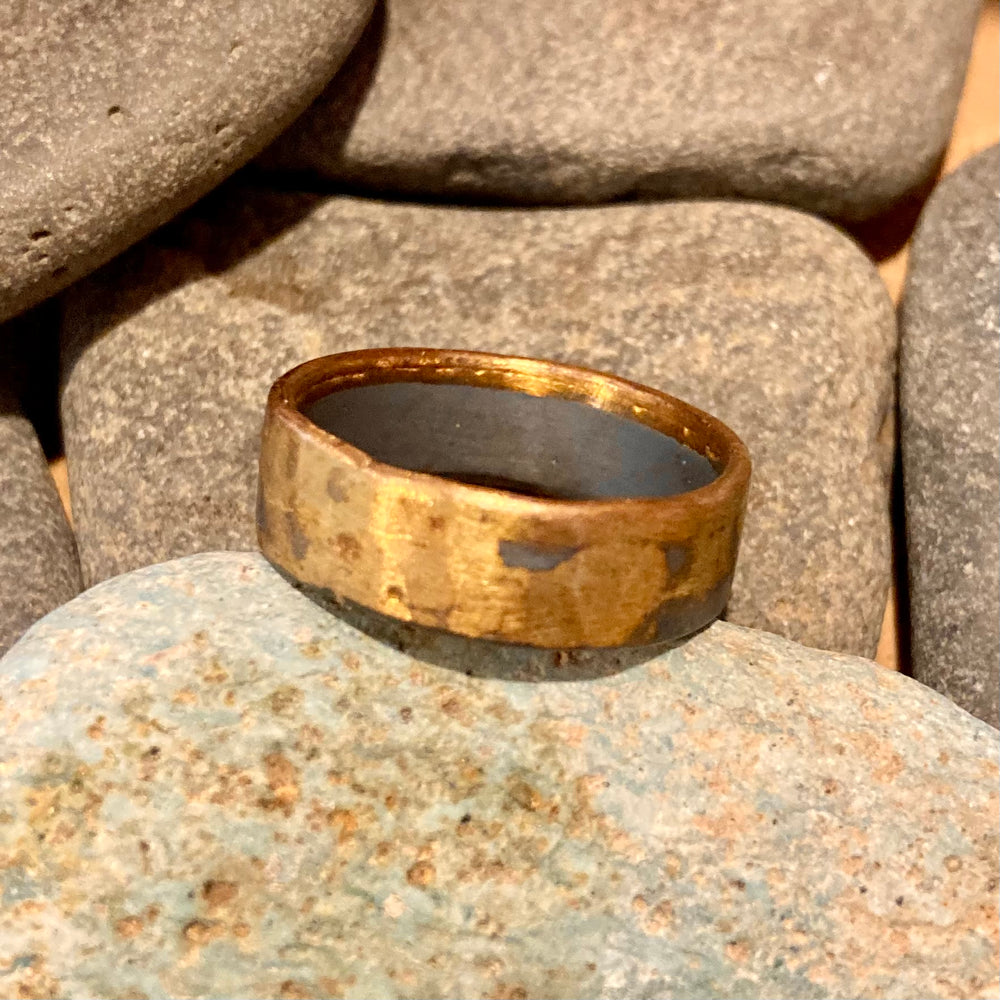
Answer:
61, 189, 896, 657
0, 313, 82, 654
0, 551, 996, 999
0, 0, 374, 323
259, 0, 979, 221
901, 146, 1000, 726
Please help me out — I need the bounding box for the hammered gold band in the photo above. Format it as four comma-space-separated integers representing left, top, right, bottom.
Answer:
257, 348, 751, 648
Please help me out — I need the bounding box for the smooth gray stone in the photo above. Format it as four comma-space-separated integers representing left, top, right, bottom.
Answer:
0, 314, 81, 654
260, 0, 978, 221
0, 412, 81, 655
901, 145, 1000, 727
0, 551, 996, 1000
0, 0, 374, 323
61, 189, 897, 657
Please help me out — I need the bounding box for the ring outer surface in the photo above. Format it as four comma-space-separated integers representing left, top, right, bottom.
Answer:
257, 348, 752, 649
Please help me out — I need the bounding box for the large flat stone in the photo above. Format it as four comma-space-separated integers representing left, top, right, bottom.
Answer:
0, 0, 374, 323
0, 314, 82, 655
0, 552, 996, 999
260, 0, 978, 221
901, 145, 1000, 726
61, 189, 896, 657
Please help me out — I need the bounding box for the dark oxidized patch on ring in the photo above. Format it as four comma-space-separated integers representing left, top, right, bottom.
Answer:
284, 511, 310, 561
626, 575, 734, 646
326, 469, 349, 503
663, 543, 692, 579
498, 540, 581, 572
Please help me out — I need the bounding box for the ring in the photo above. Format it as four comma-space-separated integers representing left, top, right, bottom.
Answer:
257, 348, 751, 648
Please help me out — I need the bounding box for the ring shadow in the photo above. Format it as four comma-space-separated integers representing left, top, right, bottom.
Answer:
274, 564, 704, 684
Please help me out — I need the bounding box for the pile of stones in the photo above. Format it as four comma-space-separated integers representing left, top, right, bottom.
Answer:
0, 2, 996, 997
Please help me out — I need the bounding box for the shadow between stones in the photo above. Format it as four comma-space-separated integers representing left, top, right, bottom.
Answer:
274, 565, 694, 683
0, 300, 63, 457
891, 393, 915, 677
845, 170, 940, 262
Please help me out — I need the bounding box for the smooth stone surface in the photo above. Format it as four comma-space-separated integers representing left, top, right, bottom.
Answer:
260, 0, 978, 221
61, 189, 897, 657
0, 0, 374, 323
0, 552, 997, 1000
901, 145, 1000, 727
0, 314, 82, 655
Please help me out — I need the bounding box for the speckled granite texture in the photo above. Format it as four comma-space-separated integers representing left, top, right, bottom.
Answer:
260, 0, 978, 220
0, 552, 996, 999
61, 189, 896, 657
901, 145, 1000, 727
0, 0, 374, 322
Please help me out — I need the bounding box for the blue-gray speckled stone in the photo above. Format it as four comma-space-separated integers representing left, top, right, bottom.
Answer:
901, 145, 1000, 727
1, 552, 996, 1000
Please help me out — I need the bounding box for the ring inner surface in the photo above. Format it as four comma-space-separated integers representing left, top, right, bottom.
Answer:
306, 382, 718, 501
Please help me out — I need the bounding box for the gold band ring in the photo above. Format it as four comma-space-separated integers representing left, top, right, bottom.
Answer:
257, 348, 751, 648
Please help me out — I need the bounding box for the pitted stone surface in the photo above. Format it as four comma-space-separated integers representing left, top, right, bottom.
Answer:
0, 0, 374, 322
901, 145, 1000, 726
0, 552, 996, 999
260, 0, 978, 221
0, 314, 81, 655
62, 190, 895, 656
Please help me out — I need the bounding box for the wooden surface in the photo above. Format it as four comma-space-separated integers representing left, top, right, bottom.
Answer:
46, 2, 999, 668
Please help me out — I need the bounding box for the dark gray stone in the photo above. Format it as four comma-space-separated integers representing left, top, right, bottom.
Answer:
0, 313, 81, 655
901, 145, 1000, 726
260, 0, 978, 221
0, 0, 374, 323
0, 415, 81, 655
0, 551, 996, 1000
61, 189, 896, 657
